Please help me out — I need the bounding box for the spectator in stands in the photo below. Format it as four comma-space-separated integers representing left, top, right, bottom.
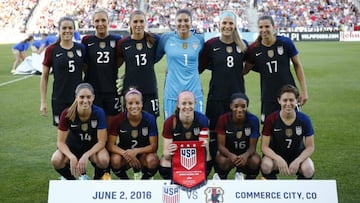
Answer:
51, 83, 111, 180
199, 10, 249, 173
244, 15, 308, 123
156, 9, 205, 119
159, 91, 211, 180
82, 9, 122, 128
214, 92, 261, 180
11, 35, 33, 74
117, 10, 160, 119
107, 88, 159, 180
40, 16, 85, 126
261, 84, 315, 180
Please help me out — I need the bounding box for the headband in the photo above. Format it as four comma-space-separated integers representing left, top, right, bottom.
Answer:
125, 88, 142, 100
219, 11, 237, 22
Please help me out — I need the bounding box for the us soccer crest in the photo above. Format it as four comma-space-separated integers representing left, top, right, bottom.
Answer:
193, 127, 200, 136
81, 123, 88, 131
141, 127, 148, 136
110, 40, 116, 48
245, 127, 251, 136
296, 126, 302, 136
91, 120, 97, 128
192, 42, 198, 50
277, 46, 284, 55
226, 46, 233, 53
136, 43, 143, 50
76, 49, 82, 57
67, 51, 74, 58
285, 128, 293, 137
162, 183, 180, 203
236, 46, 241, 53
182, 42, 188, 49
236, 131, 243, 139
131, 130, 138, 138
204, 187, 224, 203
99, 42, 106, 49
180, 146, 197, 170
267, 49, 274, 58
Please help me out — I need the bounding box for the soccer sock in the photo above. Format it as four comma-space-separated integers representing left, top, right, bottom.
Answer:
217, 168, 230, 179
242, 167, 260, 179
56, 165, 76, 180
112, 166, 129, 179
159, 166, 172, 180
93, 166, 106, 180
141, 167, 158, 179
206, 161, 212, 177
261, 170, 278, 179
297, 173, 313, 180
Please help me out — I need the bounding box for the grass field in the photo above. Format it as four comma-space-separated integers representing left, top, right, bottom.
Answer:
0, 41, 359, 203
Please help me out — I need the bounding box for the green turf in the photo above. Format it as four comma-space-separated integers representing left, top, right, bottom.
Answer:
0, 41, 359, 203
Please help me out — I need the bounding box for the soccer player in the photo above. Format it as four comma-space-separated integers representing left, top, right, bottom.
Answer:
199, 10, 248, 172
159, 91, 211, 180
11, 35, 33, 74
117, 10, 160, 118
214, 93, 261, 179
261, 85, 315, 179
245, 15, 308, 123
40, 16, 85, 126
82, 9, 122, 127
51, 83, 110, 180
156, 9, 204, 119
107, 88, 159, 180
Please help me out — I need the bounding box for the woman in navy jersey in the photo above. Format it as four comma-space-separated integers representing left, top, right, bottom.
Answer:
82, 9, 122, 127
245, 15, 308, 123
199, 10, 248, 173
159, 91, 211, 180
117, 10, 160, 118
40, 16, 85, 126
214, 92, 261, 179
107, 88, 159, 180
261, 85, 315, 179
51, 83, 110, 180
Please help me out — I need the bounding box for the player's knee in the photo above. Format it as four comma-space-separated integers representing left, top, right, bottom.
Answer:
260, 157, 273, 174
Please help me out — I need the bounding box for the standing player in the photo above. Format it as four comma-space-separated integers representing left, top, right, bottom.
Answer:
82, 9, 122, 127
51, 83, 110, 180
40, 16, 85, 126
107, 88, 159, 180
156, 9, 204, 119
117, 10, 160, 118
214, 93, 261, 180
199, 10, 248, 172
159, 91, 211, 180
11, 35, 33, 74
261, 85, 315, 179
244, 15, 308, 123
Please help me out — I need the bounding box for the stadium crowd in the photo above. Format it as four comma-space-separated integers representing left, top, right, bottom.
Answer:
1, 0, 359, 34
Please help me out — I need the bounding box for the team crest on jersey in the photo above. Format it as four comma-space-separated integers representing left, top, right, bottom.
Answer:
91, 120, 98, 128
99, 42, 106, 49
67, 51, 74, 58
192, 42, 198, 50
142, 127, 148, 136
267, 50, 274, 58
136, 43, 143, 50
162, 183, 180, 203
76, 49, 82, 57
131, 130, 138, 138
226, 46, 233, 53
285, 128, 293, 137
245, 127, 251, 136
180, 147, 197, 170
193, 127, 200, 136
110, 40, 116, 48
236, 131, 243, 139
296, 126, 302, 136
204, 187, 224, 203
277, 46, 284, 55
182, 42, 188, 49
81, 123, 88, 131
236, 46, 241, 53
185, 132, 192, 140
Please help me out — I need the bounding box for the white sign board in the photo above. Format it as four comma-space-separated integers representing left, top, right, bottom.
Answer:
48, 180, 338, 203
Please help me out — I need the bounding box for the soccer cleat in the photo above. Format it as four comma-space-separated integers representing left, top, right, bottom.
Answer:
59, 176, 67, 180
101, 172, 112, 180
235, 172, 245, 180
133, 172, 143, 180
212, 173, 220, 180
79, 174, 90, 180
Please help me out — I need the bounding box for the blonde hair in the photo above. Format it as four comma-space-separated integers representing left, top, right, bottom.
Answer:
66, 83, 94, 122
219, 11, 247, 53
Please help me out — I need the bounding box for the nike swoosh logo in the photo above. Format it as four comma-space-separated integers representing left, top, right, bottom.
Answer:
225, 130, 233, 134
56, 53, 63, 57
213, 48, 220, 51
125, 46, 131, 50
173, 133, 181, 136
88, 43, 95, 46
169, 43, 176, 46
70, 124, 78, 127
274, 128, 282, 132
256, 52, 262, 56
120, 130, 127, 133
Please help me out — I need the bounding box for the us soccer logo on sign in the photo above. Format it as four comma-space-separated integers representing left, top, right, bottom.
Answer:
162, 184, 180, 203
180, 147, 197, 170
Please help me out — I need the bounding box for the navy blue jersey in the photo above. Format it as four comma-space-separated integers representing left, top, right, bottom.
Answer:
215, 112, 260, 155
247, 36, 298, 102
58, 105, 107, 153
262, 111, 314, 162
200, 37, 248, 100
82, 34, 121, 93
43, 43, 85, 103
117, 34, 159, 95
162, 111, 209, 141
109, 111, 158, 149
